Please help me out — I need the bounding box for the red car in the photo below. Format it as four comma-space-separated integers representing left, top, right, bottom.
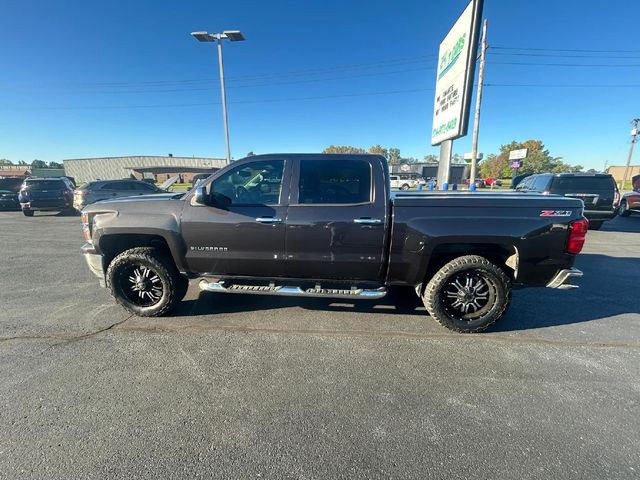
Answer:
619, 174, 640, 217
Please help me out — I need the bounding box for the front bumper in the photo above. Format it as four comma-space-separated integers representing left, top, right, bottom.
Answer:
81, 242, 106, 287
546, 268, 583, 289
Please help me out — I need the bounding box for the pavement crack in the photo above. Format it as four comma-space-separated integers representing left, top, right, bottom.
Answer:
0, 315, 135, 346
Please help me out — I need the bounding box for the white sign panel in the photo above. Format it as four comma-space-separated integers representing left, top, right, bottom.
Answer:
509, 149, 528, 160
431, 1, 476, 146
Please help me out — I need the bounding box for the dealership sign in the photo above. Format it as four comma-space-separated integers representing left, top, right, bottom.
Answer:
431, 0, 483, 146
509, 149, 528, 160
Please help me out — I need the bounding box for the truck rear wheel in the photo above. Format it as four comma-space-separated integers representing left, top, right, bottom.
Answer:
422, 255, 511, 333
106, 247, 187, 317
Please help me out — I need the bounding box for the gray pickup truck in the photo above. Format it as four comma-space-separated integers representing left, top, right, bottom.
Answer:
80, 154, 588, 333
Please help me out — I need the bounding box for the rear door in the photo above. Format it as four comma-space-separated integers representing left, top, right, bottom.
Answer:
180, 158, 290, 277
284, 157, 388, 282
549, 176, 616, 211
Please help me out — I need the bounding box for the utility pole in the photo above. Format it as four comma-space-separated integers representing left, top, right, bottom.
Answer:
469, 18, 488, 188
620, 118, 639, 191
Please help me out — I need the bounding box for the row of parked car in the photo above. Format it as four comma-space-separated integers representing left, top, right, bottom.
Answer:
0, 177, 169, 216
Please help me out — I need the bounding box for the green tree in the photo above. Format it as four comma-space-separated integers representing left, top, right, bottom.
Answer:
322, 145, 366, 154
246, 151, 255, 157
17, 160, 28, 165
388, 148, 401, 166
48, 161, 64, 168
0, 159, 13, 166
483, 140, 581, 178
367, 144, 388, 159
423, 154, 438, 163
31, 159, 47, 168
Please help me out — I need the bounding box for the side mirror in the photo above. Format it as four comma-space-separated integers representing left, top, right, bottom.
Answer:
193, 186, 207, 205
210, 192, 232, 210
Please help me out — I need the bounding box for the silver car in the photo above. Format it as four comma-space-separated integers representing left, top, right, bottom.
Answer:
73, 179, 164, 211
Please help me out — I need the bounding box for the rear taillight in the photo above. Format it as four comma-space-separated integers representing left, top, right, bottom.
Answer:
566, 218, 589, 254
614, 190, 621, 208
75, 190, 91, 196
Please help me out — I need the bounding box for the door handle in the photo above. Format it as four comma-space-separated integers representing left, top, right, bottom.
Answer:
354, 218, 382, 225
255, 217, 283, 223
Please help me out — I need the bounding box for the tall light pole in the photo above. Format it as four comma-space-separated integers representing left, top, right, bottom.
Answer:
191, 30, 245, 165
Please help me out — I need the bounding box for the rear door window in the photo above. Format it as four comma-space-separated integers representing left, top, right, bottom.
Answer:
298, 160, 371, 205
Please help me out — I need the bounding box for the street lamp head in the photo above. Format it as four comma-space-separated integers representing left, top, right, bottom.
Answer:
223, 30, 245, 42
191, 31, 215, 42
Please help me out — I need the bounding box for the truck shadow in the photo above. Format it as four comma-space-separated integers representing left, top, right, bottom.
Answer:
491, 253, 639, 332
600, 216, 640, 233
177, 286, 426, 317
176, 253, 638, 332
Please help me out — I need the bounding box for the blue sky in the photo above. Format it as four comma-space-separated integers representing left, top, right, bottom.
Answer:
0, 0, 638, 169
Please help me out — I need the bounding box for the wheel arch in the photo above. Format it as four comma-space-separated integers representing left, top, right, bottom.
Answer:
99, 234, 175, 271
417, 242, 519, 293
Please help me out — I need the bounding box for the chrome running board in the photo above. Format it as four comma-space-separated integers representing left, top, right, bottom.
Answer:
199, 280, 387, 299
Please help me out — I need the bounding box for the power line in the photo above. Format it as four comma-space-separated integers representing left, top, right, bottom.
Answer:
60, 66, 435, 95
486, 83, 640, 88
492, 46, 640, 54
0, 54, 437, 91
488, 60, 640, 67
489, 51, 640, 59
0, 87, 434, 111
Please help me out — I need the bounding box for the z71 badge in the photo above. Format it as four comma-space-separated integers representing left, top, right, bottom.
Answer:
540, 210, 572, 217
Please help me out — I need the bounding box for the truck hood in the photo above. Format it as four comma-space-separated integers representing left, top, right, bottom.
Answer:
95, 193, 183, 205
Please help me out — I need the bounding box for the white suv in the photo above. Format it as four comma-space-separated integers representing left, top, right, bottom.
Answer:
390, 175, 418, 190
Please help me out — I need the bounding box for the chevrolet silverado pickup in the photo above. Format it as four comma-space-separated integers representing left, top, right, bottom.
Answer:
80, 154, 587, 333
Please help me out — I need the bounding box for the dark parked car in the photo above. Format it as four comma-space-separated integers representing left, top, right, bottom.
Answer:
80, 154, 588, 333
18, 177, 76, 216
511, 173, 532, 189
0, 178, 24, 210
515, 173, 618, 229
73, 179, 165, 211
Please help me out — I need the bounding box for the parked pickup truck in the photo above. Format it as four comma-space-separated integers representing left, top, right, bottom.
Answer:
80, 154, 588, 333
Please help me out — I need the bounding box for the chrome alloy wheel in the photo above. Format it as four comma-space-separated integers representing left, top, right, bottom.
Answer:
119, 265, 164, 307
442, 272, 497, 321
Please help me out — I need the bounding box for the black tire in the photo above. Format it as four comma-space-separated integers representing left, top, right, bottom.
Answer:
401, 184, 410, 190
588, 221, 603, 230
618, 200, 631, 217
22, 209, 34, 217
422, 255, 511, 333
106, 247, 187, 317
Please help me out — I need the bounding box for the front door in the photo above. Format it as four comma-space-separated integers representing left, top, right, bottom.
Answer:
284, 158, 388, 282
181, 159, 290, 277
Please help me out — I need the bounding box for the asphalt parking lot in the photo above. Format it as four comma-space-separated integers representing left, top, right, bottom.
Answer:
0, 211, 639, 479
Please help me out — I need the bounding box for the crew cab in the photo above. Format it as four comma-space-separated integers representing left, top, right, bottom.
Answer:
80, 154, 587, 333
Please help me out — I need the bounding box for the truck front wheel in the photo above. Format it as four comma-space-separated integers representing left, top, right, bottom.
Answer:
106, 247, 187, 317
422, 255, 511, 333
